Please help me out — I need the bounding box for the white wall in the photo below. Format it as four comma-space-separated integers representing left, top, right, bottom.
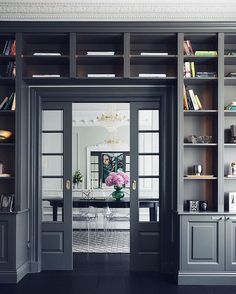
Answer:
72, 125, 130, 186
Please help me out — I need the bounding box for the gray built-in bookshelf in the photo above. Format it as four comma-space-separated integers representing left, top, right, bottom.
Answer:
2, 23, 236, 284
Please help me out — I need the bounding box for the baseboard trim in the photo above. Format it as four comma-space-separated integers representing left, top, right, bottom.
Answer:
178, 271, 236, 285
29, 261, 41, 273
0, 262, 29, 284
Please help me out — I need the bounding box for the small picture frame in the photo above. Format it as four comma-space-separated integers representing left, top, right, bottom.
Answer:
187, 200, 199, 212
229, 192, 236, 212
0, 194, 14, 212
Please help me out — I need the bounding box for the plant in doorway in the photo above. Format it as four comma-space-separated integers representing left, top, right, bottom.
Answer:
105, 171, 130, 200
73, 170, 83, 189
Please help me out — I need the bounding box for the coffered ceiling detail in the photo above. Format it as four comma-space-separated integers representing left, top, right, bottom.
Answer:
0, 0, 236, 21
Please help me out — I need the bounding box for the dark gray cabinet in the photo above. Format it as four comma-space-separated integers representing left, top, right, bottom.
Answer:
180, 214, 224, 272
180, 214, 236, 278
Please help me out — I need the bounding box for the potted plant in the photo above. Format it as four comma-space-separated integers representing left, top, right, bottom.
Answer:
105, 171, 130, 200
73, 170, 83, 189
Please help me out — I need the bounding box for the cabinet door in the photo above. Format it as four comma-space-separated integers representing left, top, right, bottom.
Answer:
181, 215, 224, 272
225, 216, 236, 271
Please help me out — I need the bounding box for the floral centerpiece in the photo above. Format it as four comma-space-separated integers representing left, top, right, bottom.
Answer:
105, 171, 130, 200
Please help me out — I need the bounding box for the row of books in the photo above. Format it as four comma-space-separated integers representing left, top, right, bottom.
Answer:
5, 61, 16, 77
225, 101, 236, 110
184, 62, 195, 77
1, 40, 16, 56
0, 92, 16, 110
184, 62, 217, 77
183, 85, 202, 110
183, 40, 217, 56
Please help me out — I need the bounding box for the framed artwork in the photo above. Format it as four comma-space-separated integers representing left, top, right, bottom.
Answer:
229, 192, 236, 212
101, 152, 125, 183
0, 194, 14, 212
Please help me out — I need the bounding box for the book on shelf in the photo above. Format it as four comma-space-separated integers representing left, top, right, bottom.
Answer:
184, 62, 191, 78
0, 92, 16, 110
140, 52, 168, 56
86, 51, 115, 56
183, 84, 202, 110
138, 73, 167, 78
5, 61, 16, 77
190, 62, 195, 77
194, 51, 217, 57
183, 40, 194, 55
87, 73, 116, 77
226, 175, 236, 178
2, 40, 16, 56
196, 71, 217, 78
33, 53, 62, 56
32, 74, 61, 78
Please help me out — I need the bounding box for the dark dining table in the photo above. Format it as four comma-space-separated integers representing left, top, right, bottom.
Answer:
43, 196, 159, 222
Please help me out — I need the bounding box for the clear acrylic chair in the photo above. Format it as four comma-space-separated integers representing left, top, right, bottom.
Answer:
103, 197, 130, 251
73, 206, 98, 251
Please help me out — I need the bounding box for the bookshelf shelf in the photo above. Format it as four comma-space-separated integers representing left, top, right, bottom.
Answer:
184, 110, 218, 115
184, 143, 218, 147
184, 176, 217, 180
184, 77, 218, 85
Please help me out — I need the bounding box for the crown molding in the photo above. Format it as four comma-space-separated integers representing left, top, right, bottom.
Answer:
0, 0, 236, 21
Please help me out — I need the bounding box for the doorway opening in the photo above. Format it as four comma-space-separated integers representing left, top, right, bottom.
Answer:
72, 103, 130, 254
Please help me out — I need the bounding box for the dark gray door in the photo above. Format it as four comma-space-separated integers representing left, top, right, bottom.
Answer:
130, 102, 160, 271
41, 102, 72, 270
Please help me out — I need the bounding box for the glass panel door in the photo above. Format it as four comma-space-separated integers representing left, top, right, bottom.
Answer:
41, 102, 72, 270
130, 102, 161, 271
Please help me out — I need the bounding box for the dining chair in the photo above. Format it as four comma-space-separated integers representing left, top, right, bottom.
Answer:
73, 205, 98, 252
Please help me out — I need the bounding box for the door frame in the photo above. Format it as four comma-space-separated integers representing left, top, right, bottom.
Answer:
28, 84, 176, 273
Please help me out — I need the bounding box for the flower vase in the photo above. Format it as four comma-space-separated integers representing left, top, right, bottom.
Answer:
112, 186, 124, 201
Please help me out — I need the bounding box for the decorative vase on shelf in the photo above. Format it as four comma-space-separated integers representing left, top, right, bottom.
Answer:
112, 186, 125, 201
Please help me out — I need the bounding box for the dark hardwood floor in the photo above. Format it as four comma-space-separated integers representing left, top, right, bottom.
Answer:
0, 253, 236, 294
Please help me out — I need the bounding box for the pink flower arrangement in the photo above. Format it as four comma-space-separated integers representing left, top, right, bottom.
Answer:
105, 171, 130, 188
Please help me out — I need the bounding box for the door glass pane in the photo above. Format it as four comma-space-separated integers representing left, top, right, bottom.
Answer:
139, 155, 159, 176
42, 155, 63, 176
42, 178, 63, 222
42, 178, 63, 193
42, 133, 63, 153
139, 132, 159, 153
42, 109, 64, 223
139, 178, 159, 199
139, 110, 159, 131
42, 110, 63, 131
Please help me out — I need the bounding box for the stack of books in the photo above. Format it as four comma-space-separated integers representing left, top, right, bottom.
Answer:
196, 71, 217, 78
138, 73, 166, 78
1, 40, 16, 56
183, 85, 202, 110
86, 51, 115, 56
5, 61, 16, 77
184, 62, 195, 77
33, 53, 61, 56
225, 101, 236, 110
194, 51, 217, 57
183, 40, 194, 55
140, 52, 168, 56
0, 92, 16, 110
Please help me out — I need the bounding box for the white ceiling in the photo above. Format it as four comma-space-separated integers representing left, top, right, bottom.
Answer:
1, 0, 236, 21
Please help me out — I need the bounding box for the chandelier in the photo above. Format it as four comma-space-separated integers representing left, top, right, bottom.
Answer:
97, 104, 128, 133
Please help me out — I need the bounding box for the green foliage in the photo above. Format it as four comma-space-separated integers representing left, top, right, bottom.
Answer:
73, 170, 83, 184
